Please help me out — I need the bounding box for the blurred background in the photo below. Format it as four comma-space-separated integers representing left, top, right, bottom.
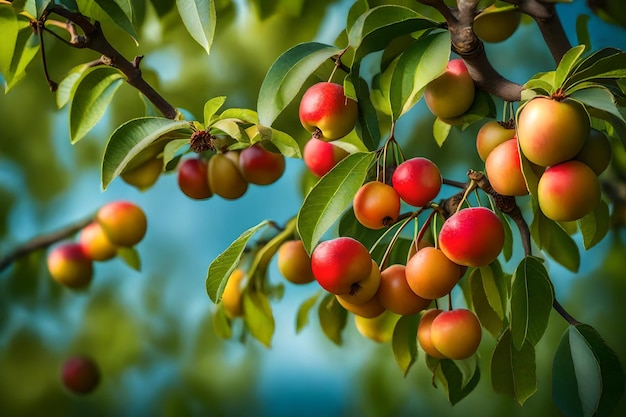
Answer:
1, 0, 625, 416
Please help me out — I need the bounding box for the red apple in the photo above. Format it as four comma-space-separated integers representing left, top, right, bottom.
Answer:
299, 82, 358, 141
391, 157, 442, 207
311, 237, 372, 295
303, 138, 349, 177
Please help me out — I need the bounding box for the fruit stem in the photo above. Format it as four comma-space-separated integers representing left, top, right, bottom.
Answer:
376, 215, 415, 270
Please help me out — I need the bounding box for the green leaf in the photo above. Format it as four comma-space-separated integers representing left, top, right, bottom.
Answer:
101, 117, 192, 189
317, 293, 347, 345
203, 96, 227, 126
80, 0, 138, 43
494, 208, 513, 261
469, 267, 505, 338
205, 219, 270, 303
491, 329, 537, 405
391, 314, 419, 377
257, 42, 341, 126
295, 292, 321, 333
176, 0, 216, 55
569, 86, 625, 124
297, 151, 375, 254
243, 290, 275, 348
554, 45, 586, 90
338, 208, 386, 251
435, 357, 481, 405
575, 15, 591, 52
346, 0, 369, 35
3, 24, 40, 92
510, 256, 554, 349
529, 201, 581, 272
576, 324, 626, 417
162, 138, 190, 168
564, 48, 626, 89
116, 246, 141, 271
0, 5, 19, 83
389, 30, 450, 119
353, 77, 381, 151
577, 200, 610, 250
254, 125, 302, 158
56, 64, 89, 108
523, 71, 556, 96
69, 67, 125, 143
211, 305, 232, 339
433, 117, 452, 146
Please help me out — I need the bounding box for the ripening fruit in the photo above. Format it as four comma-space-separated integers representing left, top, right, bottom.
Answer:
537, 160, 601, 221
405, 247, 461, 300
303, 138, 349, 177
61, 355, 101, 395
485, 138, 529, 196
239, 143, 286, 185
78, 221, 118, 262
221, 269, 246, 318
430, 308, 482, 360
423, 59, 475, 119
336, 293, 385, 318
96, 201, 147, 247
208, 152, 248, 200
417, 309, 447, 359
574, 128, 612, 175
354, 310, 401, 343
47, 243, 94, 289
517, 97, 590, 167
337, 260, 381, 305
177, 158, 213, 200
439, 207, 505, 267
476, 120, 516, 161
353, 181, 401, 229
473, 5, 522, 43
377, 264, 431, 316
120, 157, 163, 191
391, 157, 442, 207
277, 240, 315, 284
311, 237, 372, 295
299, 82, 359, 141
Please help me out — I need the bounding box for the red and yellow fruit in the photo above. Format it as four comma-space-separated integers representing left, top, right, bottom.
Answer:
47, 243, 94, 289
517, 97, 590, 167
221, 269, 246, 318
430, 308, 482, 360
311, 237, 372, 295
96, 201, 147, 247
208, 152, 248, 200
537, 160, 601, 221
485, 138, 529, 196
337, 260, 381, 305
299, 82, 359, 141
424, 59, 475, 119
417, 309, 447, 358
303, 138, 349, 177
391, 157, 442, 207
405, 247, 461, 300
177, 158, 213, 200
239, 143, 286, 185
439, 207, 504, 267
78, 221, 118, 262
377, 264, 431, 316
353, 181, 401, 229
476, 120, 516, 161
276, 240, 316, 284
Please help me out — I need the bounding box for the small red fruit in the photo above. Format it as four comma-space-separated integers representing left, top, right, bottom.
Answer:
177, 158, 213, 200
239, 143, 286, 185
299, 82, 359, 141
303, 138, 349, 177
311, 237, 372, 295
430, 308, 482, 360
47, 243, 94, 289
96, 201, 147, 247
391, 157, 442, 207
61, 355, 101, 395
353, 181, 401, 229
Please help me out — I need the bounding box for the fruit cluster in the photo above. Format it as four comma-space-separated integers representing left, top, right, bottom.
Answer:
47, 201, 147, 289
177, 142, 286, 200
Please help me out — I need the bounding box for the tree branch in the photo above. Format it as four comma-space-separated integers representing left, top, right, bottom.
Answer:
0, 217, 93, 273
43, 6, 179, 120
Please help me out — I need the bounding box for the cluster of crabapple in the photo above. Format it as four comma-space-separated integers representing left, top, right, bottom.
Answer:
61, 355, 101, 395
46, 201, 147, 289
176, 142, 286, 200
479, 97, 611, 222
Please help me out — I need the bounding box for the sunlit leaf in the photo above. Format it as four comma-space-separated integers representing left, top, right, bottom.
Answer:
243, 290, 275, 348
510, 256, 554, 349
3, 24, 40, 92
176, 0, 216, 55
70, 67, 125, 143
56, 64, 89, 108
76, 0, 138, 43
318, 293, 347, 345
391, 314, 419, 377
491, 329, 537, 405
554, 44, 586, 90
569, 86, 625, 124
257, 42, 341, 126
295, 292, 321, 333
352, 77, 381, 151
575, 15, 591, 52
211, 305, 232, 339
565, 48, 626, 88
101, 117, 192, 189
433, 117, 451, 146
389, 31, 450, 119
577, 200, 610, 250
297, 152, 375, 254
0, 5, 19, 84
205, 219, 270, 303
203, 95, 227, 126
